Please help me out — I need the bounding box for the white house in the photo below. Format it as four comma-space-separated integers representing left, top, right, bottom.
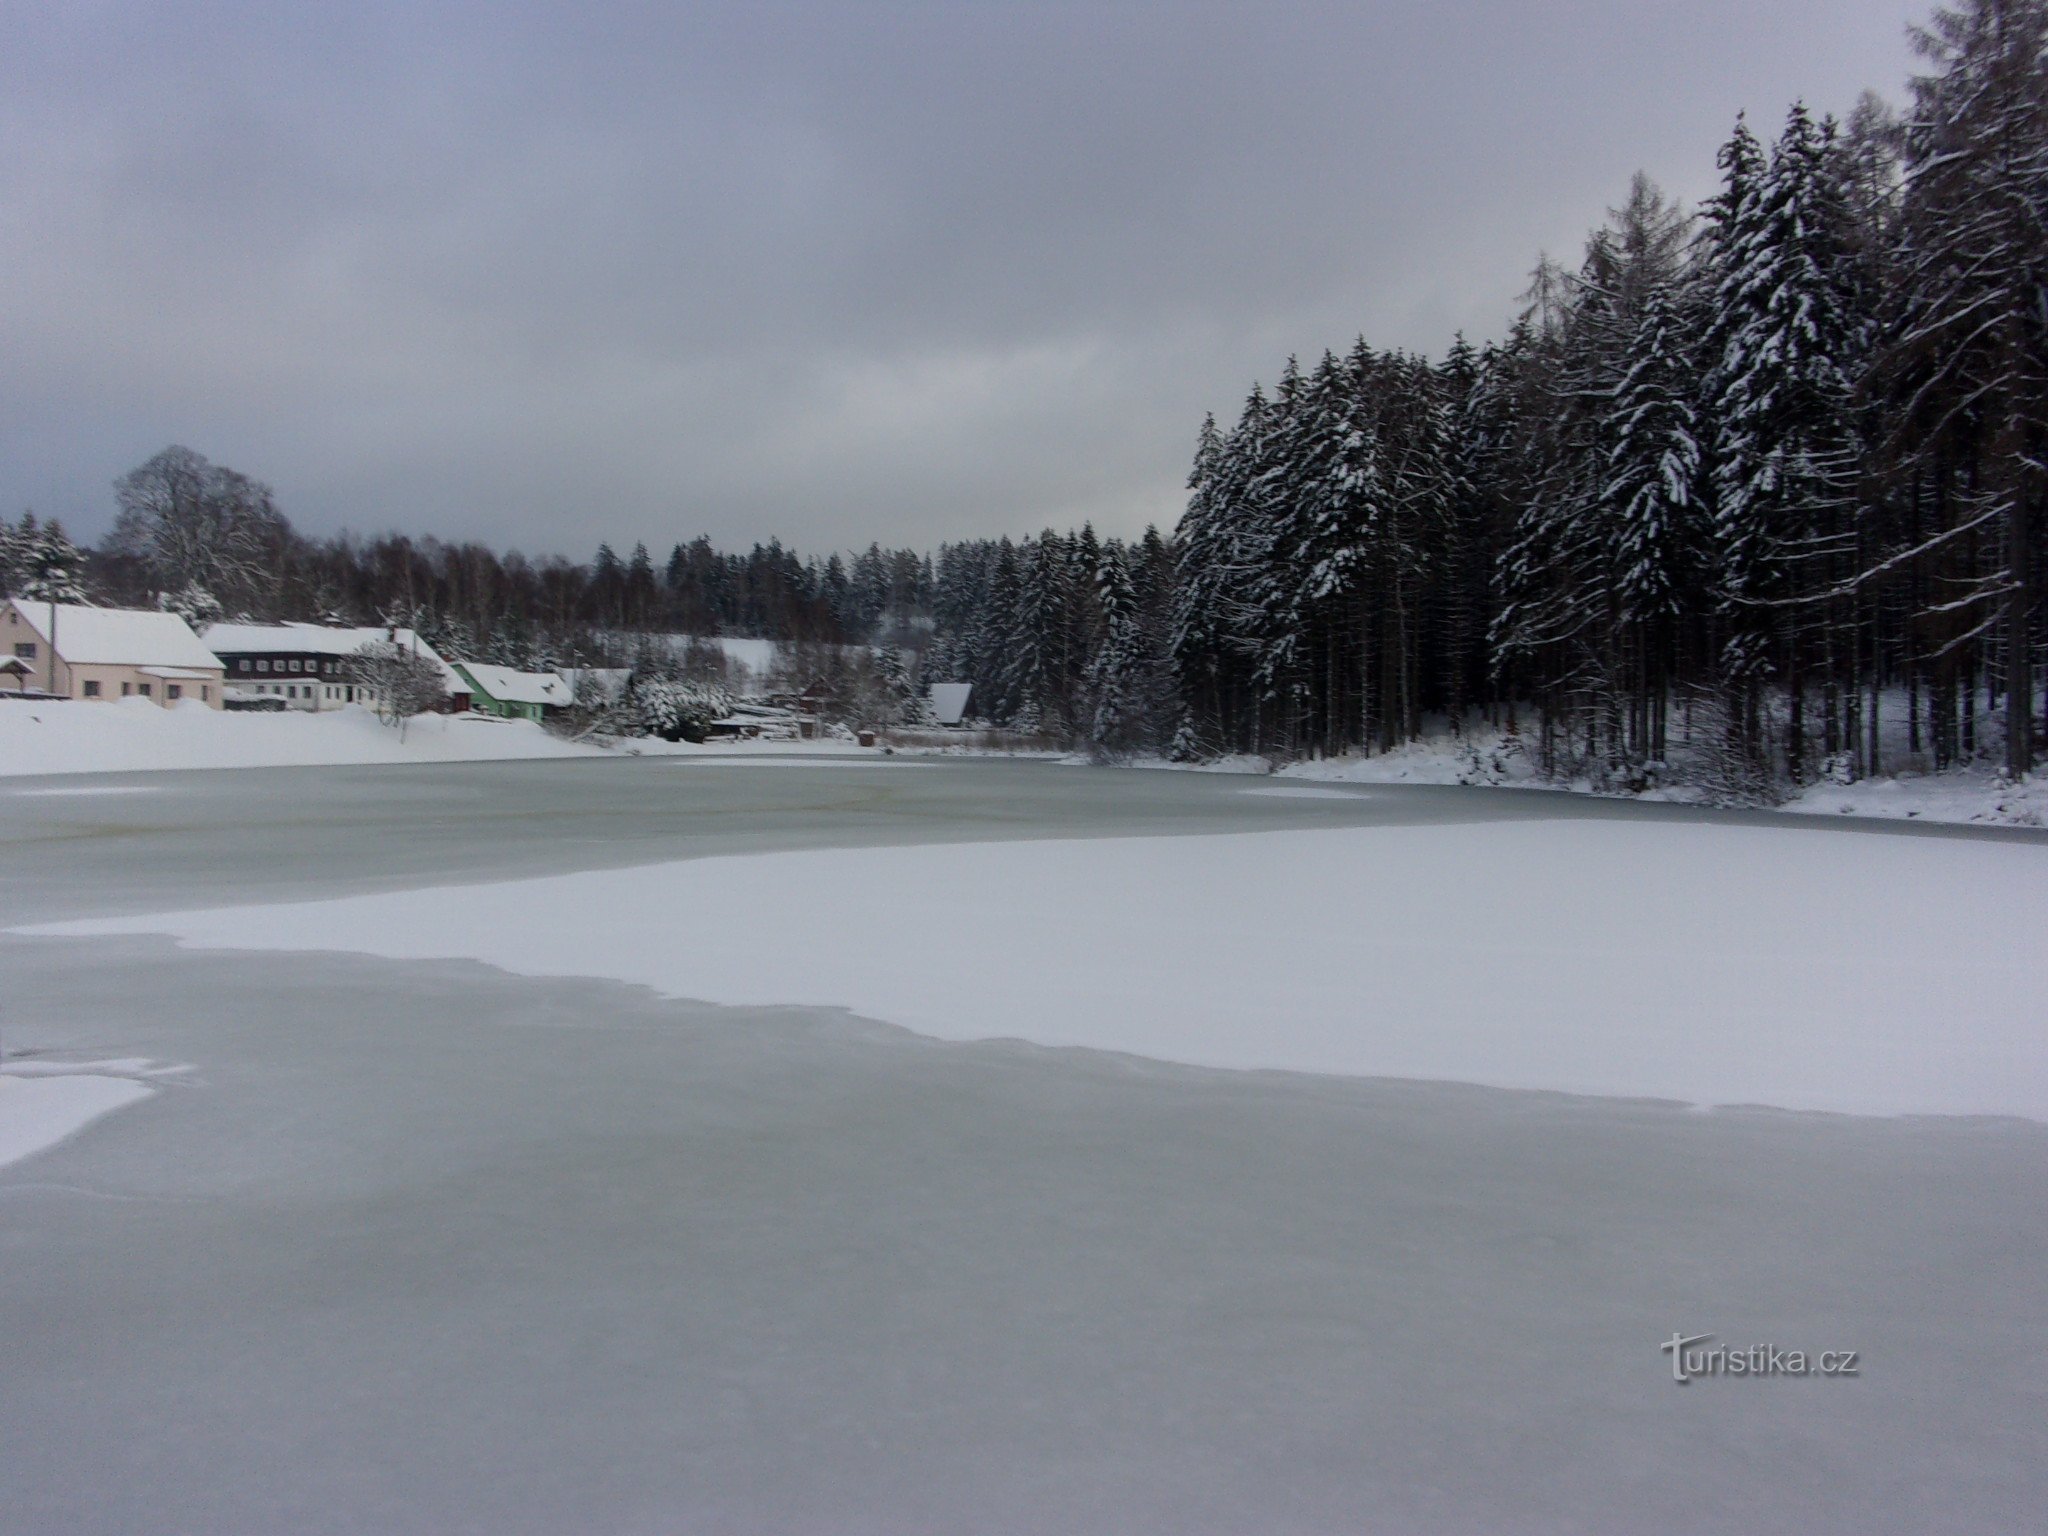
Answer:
203, 622, 471, 712
1, 600, 225, 707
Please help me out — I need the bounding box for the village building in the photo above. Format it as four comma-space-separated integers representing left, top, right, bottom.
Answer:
928, 682, 973, 726
1, 599, 225, 706
452, 662, 570, 722
204, 622, 471, 712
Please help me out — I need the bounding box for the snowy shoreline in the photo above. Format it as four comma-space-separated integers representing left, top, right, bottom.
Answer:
5, 697, 2045, 829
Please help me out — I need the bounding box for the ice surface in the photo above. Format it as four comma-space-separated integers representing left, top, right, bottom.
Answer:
4, 761, 2045, 1532
2, 936, 2043, 1535
28, 819, 2048, 1118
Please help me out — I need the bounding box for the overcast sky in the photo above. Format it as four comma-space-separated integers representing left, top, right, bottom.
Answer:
2, 1, 1924, 559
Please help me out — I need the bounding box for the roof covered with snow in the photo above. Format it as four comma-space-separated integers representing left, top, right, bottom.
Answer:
454, 663, 570, 707
928, 682, 973, 725
8, 602, 222, 670
203, 622, 467, 691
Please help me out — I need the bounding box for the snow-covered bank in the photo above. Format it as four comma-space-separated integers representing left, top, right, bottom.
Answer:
26, 820, 2048, 1119
1141, 724, 2048, 828
0, 1070, 154, 1171
0, 698, 607, 776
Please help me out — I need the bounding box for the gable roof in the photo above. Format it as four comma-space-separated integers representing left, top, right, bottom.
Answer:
203, 622, 468, 693
454, 663, 570, 707
928, 682, 973, 725
7, 602, 222, 670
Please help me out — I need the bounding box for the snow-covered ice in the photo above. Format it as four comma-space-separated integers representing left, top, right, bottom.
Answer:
1238, 785, 1366, 800
0, 1070, 153, 1170
28, 819, 2047, 1118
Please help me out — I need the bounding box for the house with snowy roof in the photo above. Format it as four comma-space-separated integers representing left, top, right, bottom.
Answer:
203, 622, 470, 712
1, 600, 225, 707
451, 662, 570, 722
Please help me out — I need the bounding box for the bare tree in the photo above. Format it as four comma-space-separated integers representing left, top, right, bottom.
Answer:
109, 447, 292, 617
344, 639, 448, 739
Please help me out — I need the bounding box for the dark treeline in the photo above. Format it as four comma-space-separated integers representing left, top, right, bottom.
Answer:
5, 0, 2041, 787
1174, 0, 2046, 787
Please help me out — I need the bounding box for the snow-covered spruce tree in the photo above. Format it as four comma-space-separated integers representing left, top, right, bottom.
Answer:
1370, 350, 1458, 752
965, 539, 1024, 724
874, 644, 919, 728
1490, 267, 1614, 775
1285, 347, 1385, 756
625, 676, 733, 743
1602, 284, 1705, 763
19, 518, 90, 605
0, 515, 22, 598
1168, 412, 1234, 749
1084, 545, 1151, 759
1705, 105, 1872, 782
1874, 0, 2048, 778
1245, 358, 1318, 750
1172, 392, 1281, 752
1011, 533, 1074, 737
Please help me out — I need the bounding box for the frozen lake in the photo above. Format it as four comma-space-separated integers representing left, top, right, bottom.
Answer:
3, 756, 2045, 1533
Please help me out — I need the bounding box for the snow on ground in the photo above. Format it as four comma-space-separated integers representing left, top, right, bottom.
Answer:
0, 1070, 154, 1171
672, 756, 927, 768
8, 784, 161, 796
27, 820, 2047, 1119
0, 698, 607, 776
1784, 766, 2048, 826
1161, 720, 2048, 827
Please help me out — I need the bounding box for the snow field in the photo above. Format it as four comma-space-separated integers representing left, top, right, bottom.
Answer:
0, 698, 601, 776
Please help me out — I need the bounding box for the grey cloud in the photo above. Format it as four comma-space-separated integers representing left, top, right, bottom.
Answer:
2, 1, 1918, 557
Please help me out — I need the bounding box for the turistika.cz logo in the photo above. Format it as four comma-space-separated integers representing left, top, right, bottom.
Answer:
1660, 1333, 1861, 1384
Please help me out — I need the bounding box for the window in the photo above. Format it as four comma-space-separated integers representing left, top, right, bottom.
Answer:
121, 682, 132, 696
138, 683, 152, 697
257, 660, 270, 673
167, 684, 183, 701
289, 659, 303, 674
201, 686, 210, 702
82, 679, 101, 697
12, 643, 33, 659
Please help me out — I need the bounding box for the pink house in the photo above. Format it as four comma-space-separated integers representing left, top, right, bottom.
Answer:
1, 599, 226, 707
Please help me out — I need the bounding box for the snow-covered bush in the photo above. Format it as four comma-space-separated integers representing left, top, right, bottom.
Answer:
157, 581, 223, 632
1168, 719, 1209, 764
